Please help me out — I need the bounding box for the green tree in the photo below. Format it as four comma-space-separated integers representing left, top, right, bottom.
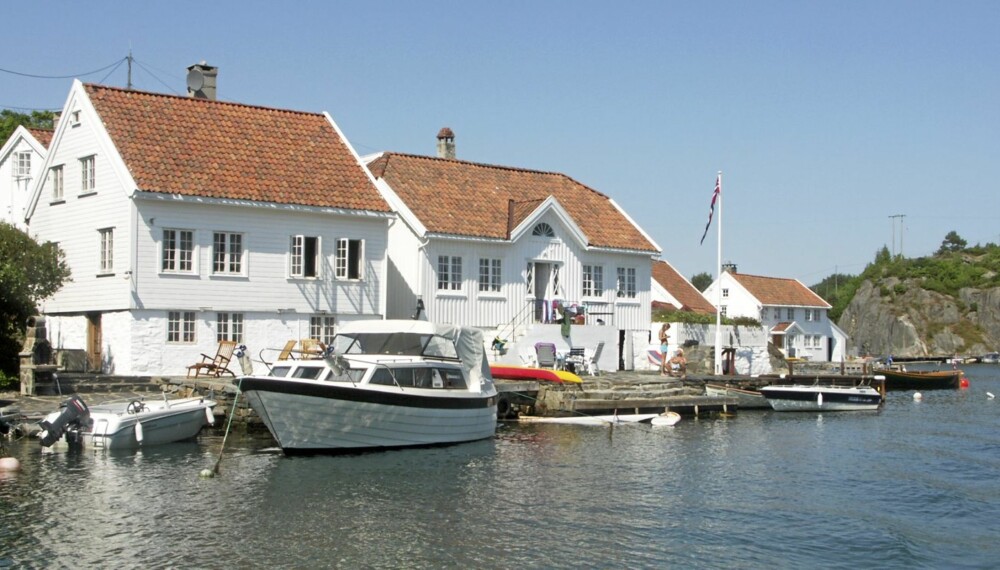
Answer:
1, 109, 55, 144
0, 222, 71, 377
690, 272, 712, 292
937, 231, 967, 254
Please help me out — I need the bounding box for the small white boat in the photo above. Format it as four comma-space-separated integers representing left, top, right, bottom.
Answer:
651, 411, 682, 426
39, 395, 216, 449
760, 384, 883, 412
239, 320, 497, 454
518, 413, 659, 425
980, 352, 999, 364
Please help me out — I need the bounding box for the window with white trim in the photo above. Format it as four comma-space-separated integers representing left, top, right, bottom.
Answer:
290, 235, 320, 278
80, 155, 95, 193
805, 309, 813, 321
216, 312, 244, 343
722, 288, 729, 298
720, 305, 728, 318
438, 255, 462, 290
167, 311, 196, 343
98, 228, 113, 274
616, 267, 637, 298
786, 308, 794, 320
532, 222, 555, 237
162, 229, 195, 273
13, 152, 30, 178
49, 165, 64, 201
213, 232, 244, 275
335, 238, 363, 280
478, 258, 501, 292
583, 264, 604, 297
814, 309, 822, 321
310, 315, 336, 345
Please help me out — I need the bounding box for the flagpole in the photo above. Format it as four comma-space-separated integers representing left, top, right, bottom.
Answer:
714, 171, 723, 375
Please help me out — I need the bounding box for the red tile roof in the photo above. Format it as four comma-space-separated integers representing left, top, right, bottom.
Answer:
83, 84, 389, 212
730, 272, 830, 308
367, 153, 657, 251
26, 127, 53, 148
652, 260, 716, 314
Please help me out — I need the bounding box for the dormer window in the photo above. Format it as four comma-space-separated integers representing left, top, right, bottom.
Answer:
532, 222, 555, 237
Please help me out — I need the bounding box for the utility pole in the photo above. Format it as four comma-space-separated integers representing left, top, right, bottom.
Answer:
127, 46, 133, 89
889, 214, 906, 257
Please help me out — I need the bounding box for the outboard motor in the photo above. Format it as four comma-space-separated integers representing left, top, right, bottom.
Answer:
38, 395, 90, 447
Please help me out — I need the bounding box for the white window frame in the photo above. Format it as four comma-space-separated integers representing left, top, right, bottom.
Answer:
438, 255, 462, 291
49, 165, 64, 201
335, 238, 364, 280
162, 229, 195, 274
720, 305, 728, 318
80, 155, 95, 194
532, 222, 555, 237
167, 311, 196, 343
98, 228, 114, 274
478, 258, 501, 293
290, 235, 320, 279
216, 312, 244, 343
212, 231, 244, 275
13, 151, 31, 178
583, 264, 604, 297
310, 315, 336, 345
786, 308, 795, 320
805, 309, 813, 322
722, 288, 729, 298
616, 267, 637, 299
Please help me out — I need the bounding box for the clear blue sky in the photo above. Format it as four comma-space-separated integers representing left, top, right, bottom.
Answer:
4, 1, 998, 285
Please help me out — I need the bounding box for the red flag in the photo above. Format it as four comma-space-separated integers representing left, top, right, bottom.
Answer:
699, 175, 721, 245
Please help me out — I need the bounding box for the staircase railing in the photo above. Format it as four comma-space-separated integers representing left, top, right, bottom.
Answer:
494, 300, 535, 350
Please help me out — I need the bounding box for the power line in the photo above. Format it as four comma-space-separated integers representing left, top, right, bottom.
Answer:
0, 58, 127, 79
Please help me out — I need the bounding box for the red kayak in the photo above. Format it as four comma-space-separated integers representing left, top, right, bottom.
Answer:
490, 365, 582, 384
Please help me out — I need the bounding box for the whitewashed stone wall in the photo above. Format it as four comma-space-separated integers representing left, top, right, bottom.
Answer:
638, 322, 774, 376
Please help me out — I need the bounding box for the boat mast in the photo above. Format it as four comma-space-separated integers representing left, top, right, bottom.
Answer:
714, 171, 723, 375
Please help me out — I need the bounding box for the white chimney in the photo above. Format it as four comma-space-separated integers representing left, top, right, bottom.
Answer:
436, 127, 455, 159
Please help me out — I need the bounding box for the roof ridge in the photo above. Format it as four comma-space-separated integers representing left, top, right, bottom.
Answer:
83, 83, 326, 119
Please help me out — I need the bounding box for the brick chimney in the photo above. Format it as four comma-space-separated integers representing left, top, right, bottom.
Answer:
722, 262, 738, 274
436, 127, 455, 159
186, 62, 218, 101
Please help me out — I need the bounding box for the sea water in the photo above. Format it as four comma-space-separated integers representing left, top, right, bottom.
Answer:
1, 364, 998, 568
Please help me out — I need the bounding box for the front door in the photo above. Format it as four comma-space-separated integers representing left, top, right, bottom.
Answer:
86, 313, 102, 372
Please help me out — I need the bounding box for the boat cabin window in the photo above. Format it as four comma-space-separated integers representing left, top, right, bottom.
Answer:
368, 367, 467, 389
269, 366, 292, 377
291, 366, 325, 380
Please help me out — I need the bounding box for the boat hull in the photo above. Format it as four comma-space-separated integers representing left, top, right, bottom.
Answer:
761, 385, 882, 412
879, 369, 961, 391
240, 377, 497, 453
705, 383, 769, 409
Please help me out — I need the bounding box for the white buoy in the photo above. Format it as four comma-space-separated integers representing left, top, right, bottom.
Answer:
914, 392, 923, 401
205, 406, 215, 426
988, 392, 995, 399
135, 421, 144, 443
0, 457, 20, 472
199, 468, 215, 478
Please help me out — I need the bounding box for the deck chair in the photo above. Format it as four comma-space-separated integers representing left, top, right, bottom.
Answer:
585, 341, 606, 376
277, 340, 297, 361
187, 340, 237, 378
534, 342, 557, 369
300, 338, 326, 359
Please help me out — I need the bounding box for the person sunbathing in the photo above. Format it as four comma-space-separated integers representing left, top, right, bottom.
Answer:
667, 349, 687, 377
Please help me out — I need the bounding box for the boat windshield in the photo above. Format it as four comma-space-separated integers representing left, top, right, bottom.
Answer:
332, 332, 458, 359
368, 366, 467, 389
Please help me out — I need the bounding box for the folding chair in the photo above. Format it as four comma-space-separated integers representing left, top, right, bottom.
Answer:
187, 340, 237, 378
534, 342, 557, 369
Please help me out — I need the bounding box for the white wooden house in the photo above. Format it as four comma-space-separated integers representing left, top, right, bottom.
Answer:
1, 125, 52, 230
364, 129, 661, 370
24, 78, 392, 375
702, 265, 848, 362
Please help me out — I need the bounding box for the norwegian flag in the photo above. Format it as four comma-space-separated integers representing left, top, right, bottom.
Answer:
699, 175, 721, 245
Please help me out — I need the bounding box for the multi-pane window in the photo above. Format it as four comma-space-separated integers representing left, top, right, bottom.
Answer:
532, 223, 555, 237
216, 312, 244, 343
213, 232, 243, 274
478, 258, 501, 292
162, 229, 194, 273
13, 151, 30, 178
98, 228, 113, 274
290, 235, 319, 278
310, 315, 336, 345
720, 305, 728, 318
438, 255, 462, 290
786, 308, 795, 320
80, 155, 95, 193
49, 165, 64, 201
167, 311, 196, 343
616, 267, 637, 298
805, 309, 813, 322
583, 264, 604, 297
722, 288, 729, 298
813, 309, 822, 321
335, 238, 363, 280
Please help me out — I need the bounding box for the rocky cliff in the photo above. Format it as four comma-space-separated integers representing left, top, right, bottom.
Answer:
839, 279, 1000, 357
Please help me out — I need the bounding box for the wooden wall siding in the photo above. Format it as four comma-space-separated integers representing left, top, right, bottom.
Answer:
385, 219, 423, 320
132, 201, 388, 316
31, 116, 133, 314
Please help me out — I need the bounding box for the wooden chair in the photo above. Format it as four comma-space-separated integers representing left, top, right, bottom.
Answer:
187, 340, 238, 378
277, 340, 297, 361
299, 338, 326, 360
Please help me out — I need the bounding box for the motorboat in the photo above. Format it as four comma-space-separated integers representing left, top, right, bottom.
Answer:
760, 382, 883, 412
705, 383, 769, 409
238, 320, 498, 454
979, 352, 999, 364
38, 394, 216, 449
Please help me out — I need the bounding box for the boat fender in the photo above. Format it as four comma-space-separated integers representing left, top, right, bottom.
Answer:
817, 392, 823, 407
205, 406, 215, 426
135, 421, 144, 443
